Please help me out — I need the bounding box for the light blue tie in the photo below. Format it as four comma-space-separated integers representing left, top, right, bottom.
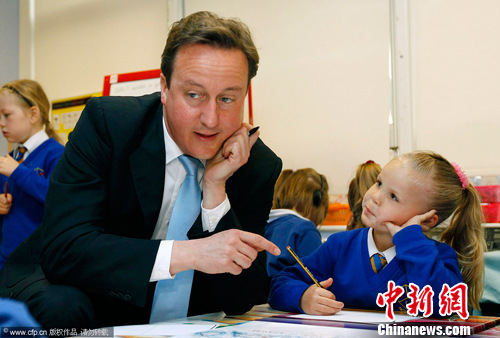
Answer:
149, 155, 201, 323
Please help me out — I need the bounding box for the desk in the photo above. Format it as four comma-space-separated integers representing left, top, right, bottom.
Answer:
111, 304, 500, 337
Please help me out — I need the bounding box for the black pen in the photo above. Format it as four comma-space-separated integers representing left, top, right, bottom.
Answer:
248, 126, 260, 136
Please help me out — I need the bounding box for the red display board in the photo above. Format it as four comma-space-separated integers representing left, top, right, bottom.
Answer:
103, 69, 161, 96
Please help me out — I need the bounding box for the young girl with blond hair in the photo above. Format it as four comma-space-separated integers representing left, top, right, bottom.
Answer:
269, 151, 485, 316
346, 160, 382, 230
265, 168, 329, 278
0, 79, 64, 269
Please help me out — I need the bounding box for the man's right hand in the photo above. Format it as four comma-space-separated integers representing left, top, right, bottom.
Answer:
202, 124, 259, 210
170, 229, 280, 275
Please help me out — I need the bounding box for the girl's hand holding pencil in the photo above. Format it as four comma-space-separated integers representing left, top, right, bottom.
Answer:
287, 246, 323, 288
299, 277, 344, 315
286, 246, 344, 315
0, 182, 12, 215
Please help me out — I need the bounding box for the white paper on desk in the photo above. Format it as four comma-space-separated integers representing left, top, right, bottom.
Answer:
196, 321, 381, 337
113, 323, 217, 337
290, 309, 416, 323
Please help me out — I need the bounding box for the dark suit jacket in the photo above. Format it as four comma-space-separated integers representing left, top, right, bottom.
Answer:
0, 93, 282, 323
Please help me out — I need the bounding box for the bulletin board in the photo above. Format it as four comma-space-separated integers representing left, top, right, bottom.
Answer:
103, 69, 161, 96
103, 69, 254, 124
52, 93, 101, 144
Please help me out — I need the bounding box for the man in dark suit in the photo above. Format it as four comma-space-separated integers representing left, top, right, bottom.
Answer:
0, 11, 282, 329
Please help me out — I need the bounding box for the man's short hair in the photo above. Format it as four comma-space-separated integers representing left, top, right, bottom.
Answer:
161, 11, 259, 88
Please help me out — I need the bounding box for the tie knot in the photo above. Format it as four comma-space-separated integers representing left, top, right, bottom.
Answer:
178, 155, 199, 176
14, 146, 28, 162
371, 253, 387, 274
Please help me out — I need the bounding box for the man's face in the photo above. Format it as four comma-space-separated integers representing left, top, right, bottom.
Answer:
161, 43, 249, 160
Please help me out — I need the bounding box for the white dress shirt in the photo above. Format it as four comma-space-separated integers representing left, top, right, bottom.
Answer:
367, 227, 396, 264
150, 117, 230, 281
14, 129, 49, 161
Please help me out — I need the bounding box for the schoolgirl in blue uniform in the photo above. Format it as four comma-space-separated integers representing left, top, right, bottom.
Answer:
265, 168, 329, 278
0, 80, 64, 269
269, 151, 485, 316
346, 160, 381, 230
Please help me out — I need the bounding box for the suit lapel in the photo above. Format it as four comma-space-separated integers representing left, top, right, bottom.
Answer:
129, 105, 165, 233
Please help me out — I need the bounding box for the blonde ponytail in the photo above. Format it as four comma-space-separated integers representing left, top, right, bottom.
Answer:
404, 151, 486, 310
439, 185, 486, 309
43, 114, 63, 144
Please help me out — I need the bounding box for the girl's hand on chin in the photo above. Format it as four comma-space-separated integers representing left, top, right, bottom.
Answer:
385, 210, 437, 236
383, 221, 402, 236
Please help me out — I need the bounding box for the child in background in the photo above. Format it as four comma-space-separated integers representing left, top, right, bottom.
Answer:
269, 151, 485, 316
0, 80, 64, 269
265, 168, 329, 278
346, 160, 382, 230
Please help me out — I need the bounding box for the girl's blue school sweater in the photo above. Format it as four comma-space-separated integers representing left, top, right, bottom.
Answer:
265, 211, 322, 278
268, 225, 463, 317
0, 138, 64, 269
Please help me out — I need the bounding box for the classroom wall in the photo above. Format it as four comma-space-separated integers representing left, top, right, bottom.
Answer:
23, 0, 168, 100
183, 0, 391, 197
0, 0, 20, 154
411, 0, 500, 177
0, 1, 19, 85
14, 0, 500, 196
